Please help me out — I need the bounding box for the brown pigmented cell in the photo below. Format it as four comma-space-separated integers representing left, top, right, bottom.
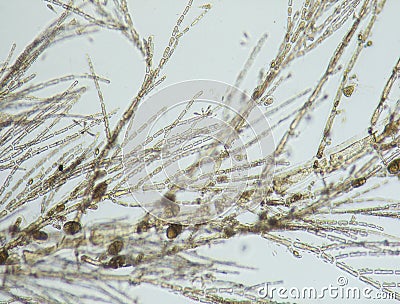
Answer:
163, 192, 176, 203
351, 177, 366, 188
107, 239, 124, 256
292, 250, 302, 258
166, 224, 183, 239
268, 217, 279, 228
63, 221, 82, 235
55, 203, 66, 213
32, 230, 48, 241
216, 175, 228, 183
9, 217, 22, 236
262, 95, 274, 106
342, 85, 355, 97
107, 255, 126, 269
162, 192, 180, 218
238, 190, 254, 202
200, 4, 212, 10
223, 226, 236, 238
388, 158, 400, 174
258, 210, 268, 221
92, 181, 108, 202
88, 204, 98, 210
0, 248, 9, 265
8, 224, 20, 236
251, 88, 262, 100
136, 220, 149, 233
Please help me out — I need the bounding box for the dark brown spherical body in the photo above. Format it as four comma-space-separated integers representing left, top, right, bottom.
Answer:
63, 221, 82, 235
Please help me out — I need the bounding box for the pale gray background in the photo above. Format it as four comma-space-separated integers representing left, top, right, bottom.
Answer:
1, 1, 399, 303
